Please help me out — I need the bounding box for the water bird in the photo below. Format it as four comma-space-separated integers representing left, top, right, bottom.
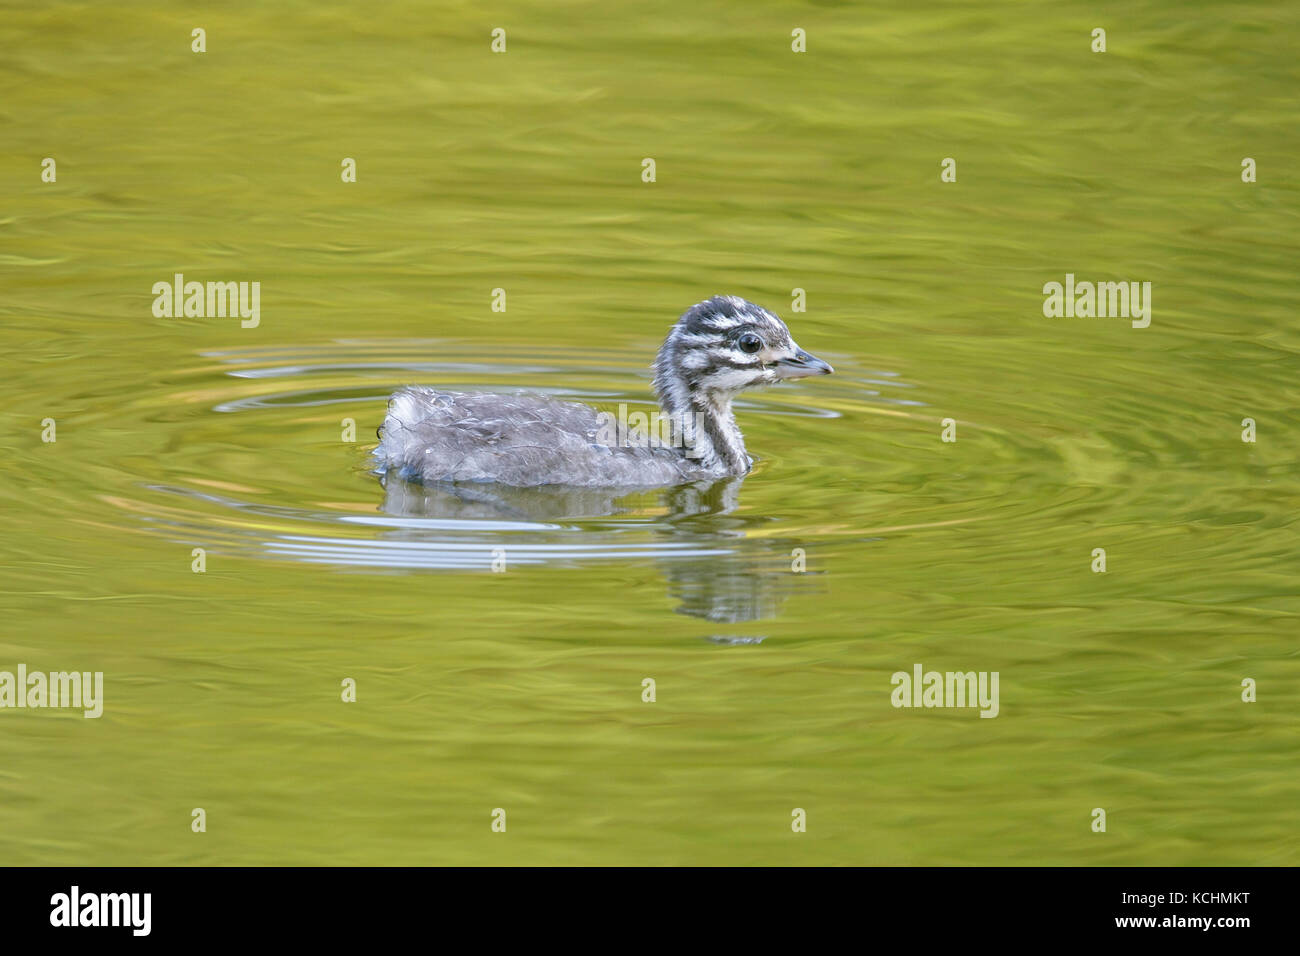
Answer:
375, 295, 833, 487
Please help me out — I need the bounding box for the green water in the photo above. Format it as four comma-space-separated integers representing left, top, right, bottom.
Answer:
2, 1, 1297, 865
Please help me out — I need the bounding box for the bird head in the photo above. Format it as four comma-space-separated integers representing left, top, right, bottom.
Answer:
653, 295, 833, 409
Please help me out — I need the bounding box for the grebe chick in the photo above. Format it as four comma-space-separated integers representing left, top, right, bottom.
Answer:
375, 295, 832, 488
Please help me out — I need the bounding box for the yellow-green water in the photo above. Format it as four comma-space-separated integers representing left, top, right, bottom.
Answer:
2, 1, 1297, 865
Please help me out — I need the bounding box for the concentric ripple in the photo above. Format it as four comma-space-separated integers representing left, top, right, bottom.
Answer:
73, 339, 927, 623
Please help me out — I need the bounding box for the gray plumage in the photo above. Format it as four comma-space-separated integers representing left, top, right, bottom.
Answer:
374, 295, 832, 488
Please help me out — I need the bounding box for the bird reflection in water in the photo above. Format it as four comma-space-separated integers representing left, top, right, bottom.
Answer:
379, 475, 817, 626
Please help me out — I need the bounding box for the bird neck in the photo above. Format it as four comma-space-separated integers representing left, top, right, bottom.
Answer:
654, 371, 750, 476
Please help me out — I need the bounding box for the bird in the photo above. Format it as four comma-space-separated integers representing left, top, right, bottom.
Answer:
374, 295, 833, 488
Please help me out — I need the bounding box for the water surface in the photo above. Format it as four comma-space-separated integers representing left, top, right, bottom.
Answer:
1, 1, 1297, 865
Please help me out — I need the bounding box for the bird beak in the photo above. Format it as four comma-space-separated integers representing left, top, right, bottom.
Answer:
773, 348, 833, 379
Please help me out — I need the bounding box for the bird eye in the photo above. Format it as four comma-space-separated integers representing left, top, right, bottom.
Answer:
737, 332, 763, 354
